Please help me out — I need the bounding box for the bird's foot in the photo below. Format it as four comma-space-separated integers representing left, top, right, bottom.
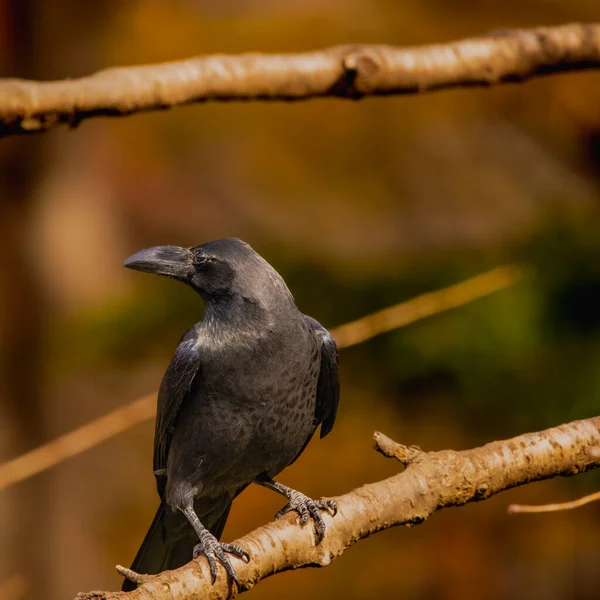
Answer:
275, 491, 338, 544
193, 533, 250, 586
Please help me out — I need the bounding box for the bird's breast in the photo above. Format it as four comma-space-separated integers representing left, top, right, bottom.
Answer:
176, 339, 319, 490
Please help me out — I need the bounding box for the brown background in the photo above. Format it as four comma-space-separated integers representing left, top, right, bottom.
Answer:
1, 2, 600, 599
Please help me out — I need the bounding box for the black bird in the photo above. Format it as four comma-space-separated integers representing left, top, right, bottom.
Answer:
122, 238, 339, 590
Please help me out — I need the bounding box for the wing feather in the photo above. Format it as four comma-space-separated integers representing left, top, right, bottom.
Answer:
153, 329, 201, 495
304, 316, 340, 438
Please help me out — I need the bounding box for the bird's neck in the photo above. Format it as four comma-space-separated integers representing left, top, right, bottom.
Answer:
201, 293, 281, 333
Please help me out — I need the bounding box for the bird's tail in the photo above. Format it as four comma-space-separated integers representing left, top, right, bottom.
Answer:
122, 496, 233, 592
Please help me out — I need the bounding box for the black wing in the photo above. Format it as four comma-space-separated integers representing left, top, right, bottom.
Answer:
304, 316, 340, 438
153, 328, 202, 496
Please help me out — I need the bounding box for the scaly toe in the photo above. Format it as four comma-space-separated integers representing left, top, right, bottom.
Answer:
307, 503, 327, 544
298, 504, 310, 526
276, 493, 337, 545
214, 547, 240, 587
193, 543, 203, 560
316, 498, 338, 516
205, 552, 218, 585
221, 543, 251, 563
193, 538, 245, 586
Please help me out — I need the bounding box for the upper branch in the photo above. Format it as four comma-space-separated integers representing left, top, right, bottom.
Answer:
2, 23, 600, 137
77, 416, 600, 600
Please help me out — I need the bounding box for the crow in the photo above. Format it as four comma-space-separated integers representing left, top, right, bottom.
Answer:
122, 238, 339, 590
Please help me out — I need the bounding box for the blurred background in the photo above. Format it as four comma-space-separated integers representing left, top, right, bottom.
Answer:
1, 2, 600, 599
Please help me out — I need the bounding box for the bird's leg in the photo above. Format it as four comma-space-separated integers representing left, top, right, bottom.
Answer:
255, 476, 337, 544
180, 505, 250, 586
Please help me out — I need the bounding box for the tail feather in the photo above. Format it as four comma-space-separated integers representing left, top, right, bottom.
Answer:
122, 496, 233, 592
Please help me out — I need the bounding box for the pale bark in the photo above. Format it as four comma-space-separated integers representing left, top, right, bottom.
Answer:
77, 416, 600, 600
1, 23, 599, 136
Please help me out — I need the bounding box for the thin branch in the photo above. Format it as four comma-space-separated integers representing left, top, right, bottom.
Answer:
0, 265, 522, 492
0, 395, 156, 491
508, 490, 600, 514
76, 416, 600, 600
1, 23, 600, 136
333, 265, 522, 347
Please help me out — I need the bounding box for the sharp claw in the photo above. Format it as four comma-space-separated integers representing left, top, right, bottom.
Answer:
222, 544, 251, 563
223, 544, 250, 563
275, 503, 293, 520
215, 548, 239, 587
315, 525, 325, 545
227, 564, 240, 587
207, 554, 218, 585
307, 504, 326, 544
193, 537, 249, 586
317, 498, 338, 516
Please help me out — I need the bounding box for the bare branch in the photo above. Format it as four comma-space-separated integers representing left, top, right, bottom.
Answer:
1, 23, 599, 136
508, 489, 600, 514
0, 265, 521, 492
76, 416, 600, 600
0, 394, 155, 492
333, 265, 522, 348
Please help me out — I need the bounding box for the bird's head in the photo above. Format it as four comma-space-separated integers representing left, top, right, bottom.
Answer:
124, 238, 294, 311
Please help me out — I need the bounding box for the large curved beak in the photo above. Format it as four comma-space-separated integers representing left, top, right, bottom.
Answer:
123, 246, 191, 279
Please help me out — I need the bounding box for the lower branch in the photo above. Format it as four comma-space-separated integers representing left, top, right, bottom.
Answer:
77, 416, 600, 600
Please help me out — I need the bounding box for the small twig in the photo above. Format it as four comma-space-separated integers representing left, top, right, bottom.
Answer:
508, 490, 600, 514
115, 566, 152, 586
373, 432, 422, 465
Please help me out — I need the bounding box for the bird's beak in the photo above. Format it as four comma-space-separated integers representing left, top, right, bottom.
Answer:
123, 246, 191, 279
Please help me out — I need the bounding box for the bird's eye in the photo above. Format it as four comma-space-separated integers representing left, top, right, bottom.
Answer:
192, 250, 207, 266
